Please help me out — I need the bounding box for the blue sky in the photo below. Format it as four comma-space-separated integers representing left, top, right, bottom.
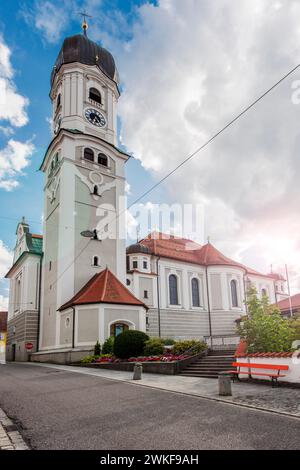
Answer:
0, 0, 161, 251
1, 0, 300, 308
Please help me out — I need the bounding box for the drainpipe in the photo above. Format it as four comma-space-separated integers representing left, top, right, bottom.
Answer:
72, 307, 76, 349
36, 254, 43, 352
156, 256, 161, 338
205, 266, 213, 348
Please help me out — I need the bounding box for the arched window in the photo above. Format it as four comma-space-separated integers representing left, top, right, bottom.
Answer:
169, 274, 179, 305
191, 278, 200, 307
98, 153, 108, 166
56, 93, 61, 110
84, 147, 94, 162
92, 256, 99, 266
89, 87, 102, 105
230, 279, 238, 307
93, 185, 99, 195
261, 288, 267, 297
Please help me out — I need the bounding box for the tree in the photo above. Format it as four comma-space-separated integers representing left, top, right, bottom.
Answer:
237, 287, 294, 353
94, 340, 101, 356
113, 330, 149, 359
288, 314, 300, 341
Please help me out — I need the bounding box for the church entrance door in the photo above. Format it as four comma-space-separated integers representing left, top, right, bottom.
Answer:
110, 323, 129, 337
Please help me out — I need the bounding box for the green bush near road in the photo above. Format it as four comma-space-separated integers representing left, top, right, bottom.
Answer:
143, 338, 164, 356
94, 341, 101, 356
102, 336, 115, 354
161, 338, 176, 346
113, 330, 149, 359
81, 355, 99, 364
172, 340, 208, 355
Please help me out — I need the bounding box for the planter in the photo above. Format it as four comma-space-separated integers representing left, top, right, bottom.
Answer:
77, 352, 206, 375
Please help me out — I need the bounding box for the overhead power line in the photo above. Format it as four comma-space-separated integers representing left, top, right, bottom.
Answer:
4, 61, 300, 289
125, 62, 300, 209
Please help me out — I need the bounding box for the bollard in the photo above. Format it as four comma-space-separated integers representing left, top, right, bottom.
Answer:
133, 362, 143, 380
218, 372, 232, 396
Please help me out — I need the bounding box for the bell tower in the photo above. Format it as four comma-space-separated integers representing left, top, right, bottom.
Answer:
39, 24, 128, 351
50, 29, 119, 145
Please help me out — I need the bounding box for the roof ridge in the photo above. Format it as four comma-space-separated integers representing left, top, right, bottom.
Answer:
101, 268, 109, 301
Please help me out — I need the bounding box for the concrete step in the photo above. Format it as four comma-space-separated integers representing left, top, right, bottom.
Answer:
186, 365, 233, 370
180, 372, 219, 378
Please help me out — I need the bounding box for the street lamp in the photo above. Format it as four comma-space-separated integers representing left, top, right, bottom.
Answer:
80, 229, 100, 240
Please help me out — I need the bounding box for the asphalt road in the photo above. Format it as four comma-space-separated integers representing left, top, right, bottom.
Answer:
0, 363, 299, 450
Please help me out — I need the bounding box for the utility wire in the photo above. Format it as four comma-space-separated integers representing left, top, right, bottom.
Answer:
124, 62, 300, 210
4, 62, 300, 289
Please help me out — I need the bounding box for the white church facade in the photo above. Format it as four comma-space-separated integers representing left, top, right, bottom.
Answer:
5, 30, 287, 362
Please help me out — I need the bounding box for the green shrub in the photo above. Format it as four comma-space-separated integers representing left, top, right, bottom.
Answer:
162, 338, 175, 346
238, 287, 294, 353
172, 340, 208, 355
144, 338, 164, 356
102, 336, 115, 354
94, 340, 101, 356
81, 355, 98, 364
288, 315, 300, 341
113, 330, 149, 359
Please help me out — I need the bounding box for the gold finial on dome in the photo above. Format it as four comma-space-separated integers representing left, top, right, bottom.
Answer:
79, 11, 92, 37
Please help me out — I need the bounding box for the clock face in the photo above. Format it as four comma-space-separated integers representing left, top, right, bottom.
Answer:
85, 108, 106, 127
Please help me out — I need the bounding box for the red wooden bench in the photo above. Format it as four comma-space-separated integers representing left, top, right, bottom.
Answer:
228, 362, 289, 387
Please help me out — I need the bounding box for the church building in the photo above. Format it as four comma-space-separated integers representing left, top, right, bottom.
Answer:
5, 26, 288, 363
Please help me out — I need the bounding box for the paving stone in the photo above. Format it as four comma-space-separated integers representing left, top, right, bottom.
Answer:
0, 407, 28, 450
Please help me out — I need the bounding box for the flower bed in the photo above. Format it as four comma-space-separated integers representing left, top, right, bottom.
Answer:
77, 351, 206, 375
93, 354, 189, 364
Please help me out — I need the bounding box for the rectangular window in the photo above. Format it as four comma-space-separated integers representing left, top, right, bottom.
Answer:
144, 290, 148, 299
143, 261, 148, 269
49, 261, 52, 271
133, 261, 138, 269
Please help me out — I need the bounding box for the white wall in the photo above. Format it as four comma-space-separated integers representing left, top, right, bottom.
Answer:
236, 356, 300, 384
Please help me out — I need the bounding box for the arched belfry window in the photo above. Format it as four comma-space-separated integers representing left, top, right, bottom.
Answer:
93, 185, 99, 195
169, 274, 179, 305
89, 87, 102, 105
84, 148, 94, 162
230, 279, 238, 307
191, 278, 200, 307
98, 153, 108, 166
93, 256, 99, 266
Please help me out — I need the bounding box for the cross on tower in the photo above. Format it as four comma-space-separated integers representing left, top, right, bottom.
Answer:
79, 11, 92, 36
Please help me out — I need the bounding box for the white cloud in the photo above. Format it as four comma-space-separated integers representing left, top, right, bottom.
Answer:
0, 35, 29, 127
0, 139, 35, 191
0, 126, 14, 137
0, 240, 13, 310
0, 240, 13, 279
114, 0, 300, 287
0, 295, 8, 310
21, 0, 104, 45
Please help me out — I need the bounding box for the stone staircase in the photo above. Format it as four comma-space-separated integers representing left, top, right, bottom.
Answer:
180, 349, 236, 378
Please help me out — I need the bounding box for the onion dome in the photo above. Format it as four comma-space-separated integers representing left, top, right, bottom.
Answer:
126, 243, 152, 255
51, 34, 118, 85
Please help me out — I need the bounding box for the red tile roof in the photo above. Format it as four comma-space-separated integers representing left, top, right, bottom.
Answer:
236, 352, 299, 358
138, 232, 272, 278
0, 311, 8, 332
276, 293, 300, 313
59, 268, 147, 311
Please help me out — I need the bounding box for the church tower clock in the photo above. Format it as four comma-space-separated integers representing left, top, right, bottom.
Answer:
39, 23, 129, 350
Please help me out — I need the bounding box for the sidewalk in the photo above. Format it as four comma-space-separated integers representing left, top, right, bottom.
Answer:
0, 408, 29, 450
23, 362, 300, 418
